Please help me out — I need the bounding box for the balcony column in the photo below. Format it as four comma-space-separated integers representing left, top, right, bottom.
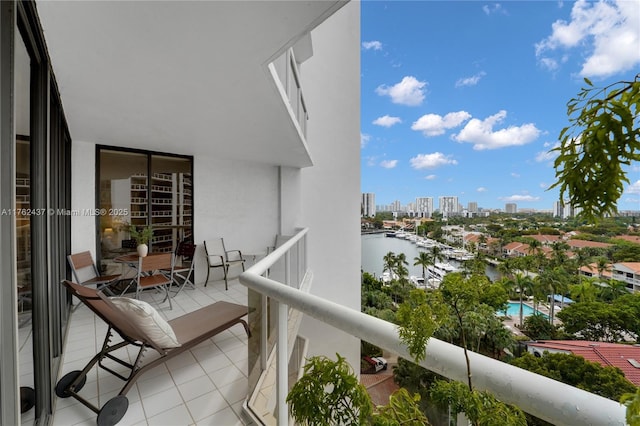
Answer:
276, 300, 288, 426
276, 251, 291, 425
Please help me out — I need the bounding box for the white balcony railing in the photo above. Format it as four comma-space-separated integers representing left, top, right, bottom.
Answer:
239, 228, 626, 426
269, 48, 309, 140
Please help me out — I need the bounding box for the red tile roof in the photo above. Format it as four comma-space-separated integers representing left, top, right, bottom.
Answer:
566, 239, 612, 249
527, 340, 640, 385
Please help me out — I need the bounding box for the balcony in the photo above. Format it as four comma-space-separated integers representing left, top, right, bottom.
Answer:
54, 228, 626, 425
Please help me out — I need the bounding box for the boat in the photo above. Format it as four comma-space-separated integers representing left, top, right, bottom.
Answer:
410, 275, 442, 289
427, 262, 460, 280
380, 271, 399, 284
385, 231, 396, 237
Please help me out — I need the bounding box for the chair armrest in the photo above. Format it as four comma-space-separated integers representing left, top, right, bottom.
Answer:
225, 250, 244, 261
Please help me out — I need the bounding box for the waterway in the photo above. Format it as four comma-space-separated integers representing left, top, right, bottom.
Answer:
361, 233, 500, 281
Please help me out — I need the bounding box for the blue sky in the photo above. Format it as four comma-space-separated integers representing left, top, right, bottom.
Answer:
360, 0, 640, 212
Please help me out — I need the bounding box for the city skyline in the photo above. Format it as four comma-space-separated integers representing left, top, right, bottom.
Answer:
360, 1, 639, 211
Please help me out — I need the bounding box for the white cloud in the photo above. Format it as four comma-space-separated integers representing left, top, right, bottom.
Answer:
483, 3, 507, 15
375, 76, 427, 106
380, 160, 398, 169
425, 174, 437, 180
373, 115, 402, 128
499, 194, 541, 202
511, 173, 520, 178
412, 111, 471, 136
452, 110, 541, 150
627, 180, 640, 195
477, 187, 488, 192
361, 133, 371, 148
455, 72, 487, 87
536, 0, 640, 77
362, 40, 383, 51
410, 152, 458, 169
536, 142, 560, 163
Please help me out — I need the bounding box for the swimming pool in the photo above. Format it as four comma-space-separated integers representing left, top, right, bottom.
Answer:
498, 301, 548, 318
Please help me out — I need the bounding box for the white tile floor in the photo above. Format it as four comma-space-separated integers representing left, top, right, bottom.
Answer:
52, 278, 252, 426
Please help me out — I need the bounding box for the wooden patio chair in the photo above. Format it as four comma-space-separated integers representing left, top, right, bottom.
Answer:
67, 251, 121, 294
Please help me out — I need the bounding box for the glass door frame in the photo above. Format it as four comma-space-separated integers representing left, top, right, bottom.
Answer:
96, 145, 194, 266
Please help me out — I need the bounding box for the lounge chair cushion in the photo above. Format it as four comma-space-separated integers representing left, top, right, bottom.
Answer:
110, 297, 181, 348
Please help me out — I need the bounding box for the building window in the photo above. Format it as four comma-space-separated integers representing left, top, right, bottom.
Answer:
97, 147, 193, 274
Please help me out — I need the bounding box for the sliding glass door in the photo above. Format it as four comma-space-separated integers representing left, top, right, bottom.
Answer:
97, 148, 193, 272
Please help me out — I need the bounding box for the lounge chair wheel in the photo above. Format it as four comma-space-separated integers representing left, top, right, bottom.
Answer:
97, 395, 128, 426
55, 370, 87, 398
20, 386, 35, 413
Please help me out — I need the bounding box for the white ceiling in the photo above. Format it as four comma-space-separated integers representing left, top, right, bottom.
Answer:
36, 1, 346, 167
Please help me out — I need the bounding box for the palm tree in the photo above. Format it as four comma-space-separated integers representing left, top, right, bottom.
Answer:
596, 257, 609, 278
413, 251, 431, 280
508, 273, 533, 327
600, 278, 630, 301
569, 279, 597, 303
382, 251, 396, 275
537, 267, 570, 324
572, 247, 592, 284
550, 241, 570, 268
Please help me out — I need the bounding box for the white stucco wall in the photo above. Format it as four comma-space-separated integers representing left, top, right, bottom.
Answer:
71, 144, 280, 284
70, 140, 97, 256
192, 155, 279, 283
298, 1, 362, 367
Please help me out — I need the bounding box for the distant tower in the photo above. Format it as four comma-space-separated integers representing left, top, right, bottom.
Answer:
468, 202, 478, 213
439, 196, 459, 217
505, 203, 517, 214
416, 197, 434, 218
361, 193, 376, 217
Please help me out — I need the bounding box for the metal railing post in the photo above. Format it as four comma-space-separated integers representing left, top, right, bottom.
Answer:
276, 300, 288, 426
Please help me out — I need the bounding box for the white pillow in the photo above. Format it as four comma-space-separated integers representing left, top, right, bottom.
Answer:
109, 297, 181, 348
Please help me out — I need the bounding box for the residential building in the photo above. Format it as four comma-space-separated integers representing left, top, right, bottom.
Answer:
438, 196, 459, 218
467, 201, 478, 213
361, 192, 376, 217
505, 203, 517, 214
581, 262, 640, 292
416, 196, 434, 218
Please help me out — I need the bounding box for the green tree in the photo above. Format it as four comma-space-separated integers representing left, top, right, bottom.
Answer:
506, 273, 534, 327
551, 75, 640, 222
522, 313, 557, 340
287, 354, 372, 425
569, 279, 598, 303
511, 352, 636, 401
413, 251, 431, 280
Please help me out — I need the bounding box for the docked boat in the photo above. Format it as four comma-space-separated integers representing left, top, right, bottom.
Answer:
380, 271, 399, 284
410, 275, 442, 289
427, 262, 460, 280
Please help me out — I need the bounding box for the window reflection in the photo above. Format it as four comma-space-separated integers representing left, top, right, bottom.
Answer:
98, 149, 192, 274
15, 25, 35, 423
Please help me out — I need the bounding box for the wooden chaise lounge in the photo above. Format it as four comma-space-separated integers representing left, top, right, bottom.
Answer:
56, 280, 250, 426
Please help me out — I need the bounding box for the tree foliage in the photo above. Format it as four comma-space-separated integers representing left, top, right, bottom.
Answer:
287, 354, 373, 425
429, 380, 527, 426
510, 352, 636, 401
550, 75, 640, 222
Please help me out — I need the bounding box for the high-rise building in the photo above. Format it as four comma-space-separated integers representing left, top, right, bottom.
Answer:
505, 203, 517, 214
439, 196, 459, 217
468, 201, 478, 213
553, 201, 563, 217
361, 193, 376, 217
416, 197, 434, 218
